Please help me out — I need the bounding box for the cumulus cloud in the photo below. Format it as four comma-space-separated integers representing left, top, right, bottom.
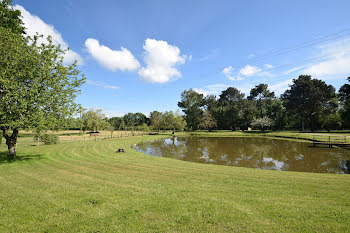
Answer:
222, 66, 244, 80
14, 5, 83, 65
223, 64, 270, 80
138, 38, 186, 83
85, 38, 140, 72
239, 65, 262, 76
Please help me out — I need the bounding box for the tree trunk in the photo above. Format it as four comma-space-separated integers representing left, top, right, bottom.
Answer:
2, 129, 19, 157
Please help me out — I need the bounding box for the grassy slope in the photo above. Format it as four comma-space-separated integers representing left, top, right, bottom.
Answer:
0, 134, 349, 232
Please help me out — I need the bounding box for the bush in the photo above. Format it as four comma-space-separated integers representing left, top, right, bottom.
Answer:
34, 134, 59, 145
251, 116, 274, 132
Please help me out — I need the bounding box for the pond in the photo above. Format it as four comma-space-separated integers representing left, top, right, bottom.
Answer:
135, 137, 350, 174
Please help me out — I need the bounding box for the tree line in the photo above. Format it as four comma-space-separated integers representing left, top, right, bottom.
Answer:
178, 75, 350, 132
68, 110, 187, 134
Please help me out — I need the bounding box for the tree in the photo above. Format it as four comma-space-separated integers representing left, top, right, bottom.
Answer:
199, 110, 217, 131
178, 89, 204, 131
161, 111, 186, 133
173, 111, 187, 132
266, 98, 286, 130
109, 116, 123, 130
0, 26, 85, 157
339, 77, 350, 128
282, 75, 337, 131
251, 116, 273, 132
150, 111, 163, 132
218, 87, 245, 130
123, 112, 147, 128
82, 109, 110, 132
0, 0, 25, 34
248, 84, 275, 117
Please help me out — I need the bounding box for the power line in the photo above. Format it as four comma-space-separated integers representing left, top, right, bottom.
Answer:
195, 28, 350, 80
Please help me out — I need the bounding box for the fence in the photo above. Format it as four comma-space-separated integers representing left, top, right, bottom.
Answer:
58, 130, 151, 143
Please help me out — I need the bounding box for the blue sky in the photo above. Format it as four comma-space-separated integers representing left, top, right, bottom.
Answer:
13, 0, 350, 117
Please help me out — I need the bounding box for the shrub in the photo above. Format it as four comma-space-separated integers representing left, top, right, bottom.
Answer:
251, 116, 274, 132
34, 134, 59, 145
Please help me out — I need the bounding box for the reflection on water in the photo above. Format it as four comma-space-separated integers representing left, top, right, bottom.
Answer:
135, 137, 350, 174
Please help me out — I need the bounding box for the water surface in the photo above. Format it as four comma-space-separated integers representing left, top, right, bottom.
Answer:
135, 137, 350, 173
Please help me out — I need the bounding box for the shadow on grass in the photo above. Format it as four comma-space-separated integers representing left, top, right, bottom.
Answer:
0, 151, 42, 164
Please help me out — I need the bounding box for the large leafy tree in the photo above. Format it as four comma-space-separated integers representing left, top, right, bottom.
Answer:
339, 77, 350, 128
218, 87, 245, 130
82, 109, 110, 132
0, 1, 85, 156
149, 111, 163, 132
123, 112, 148, 128
199, 110, 217, 131
178, 89, 204, 131
161, 111, 186, 133
282, 75, 336, 131
248, 83, 275, 118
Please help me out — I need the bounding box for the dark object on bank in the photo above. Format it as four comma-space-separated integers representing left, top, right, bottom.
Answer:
116, 148, 125, 153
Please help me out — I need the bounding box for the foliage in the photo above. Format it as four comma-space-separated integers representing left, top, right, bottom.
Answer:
248, 83, 275, 117
282, 75, 337, 131
161, 111, 186, 132
123, 112, 148, 128
0, 0, 25, 34
149, 111, 163, 132
34, 134, 59, 145
251, 116, 273, 131
178, 89, 204, 131
109, 116, 123, 130
218, 87, 245, 130
0, 27, 85, 156
82, 109, 110, 132
339, 77, 350, 129
135, 123, 150, 132
319, 113, 341, 131
199, 110, 217, 131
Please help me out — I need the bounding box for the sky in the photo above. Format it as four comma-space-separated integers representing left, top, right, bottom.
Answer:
12, 0, 350, 117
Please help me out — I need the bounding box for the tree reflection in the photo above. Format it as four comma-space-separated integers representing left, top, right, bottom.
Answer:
135, 137, 350, 174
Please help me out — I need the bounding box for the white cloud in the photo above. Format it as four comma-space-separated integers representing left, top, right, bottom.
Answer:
138, 38, 186, 83
222, 66, 234, 75
222, 64, 271, 81
85, 38, 140, 72
300, 38, 350, 79
302, 53, 350, 78
86, 79, 119, 90
222, 66, 236, 80
269, 79, 293, 95
194, 84, 229, 96
14, 5, 83, 65
264, 64, 273, 69
239, 65, 262, 76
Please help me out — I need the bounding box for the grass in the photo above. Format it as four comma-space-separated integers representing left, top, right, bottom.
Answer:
0, 132, 349, 232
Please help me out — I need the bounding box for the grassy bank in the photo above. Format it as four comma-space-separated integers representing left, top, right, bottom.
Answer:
0, 134, 349, 232
181, 130, 350, 143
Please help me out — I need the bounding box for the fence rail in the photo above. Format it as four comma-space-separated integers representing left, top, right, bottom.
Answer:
312, 134, 350, 148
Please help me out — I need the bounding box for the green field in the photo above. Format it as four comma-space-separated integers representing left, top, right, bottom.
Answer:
0, 133, 350, 232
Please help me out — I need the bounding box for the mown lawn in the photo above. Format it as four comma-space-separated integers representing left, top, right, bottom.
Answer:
0, 134, 349, 232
